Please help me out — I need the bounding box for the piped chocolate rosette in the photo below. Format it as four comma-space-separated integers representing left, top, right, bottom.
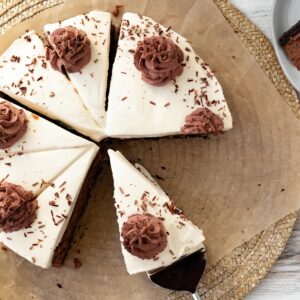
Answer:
0, 101, 28, 149
46, 26, 91, 73
121, 213, 167, 259
181, 108, 224, 135
0, 182, 37, 233
134, 36, 184, 86
0, 101, 37, 232
133, 36, 224, 135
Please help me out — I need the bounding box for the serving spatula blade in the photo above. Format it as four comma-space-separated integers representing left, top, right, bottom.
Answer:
148, 248, 206, 299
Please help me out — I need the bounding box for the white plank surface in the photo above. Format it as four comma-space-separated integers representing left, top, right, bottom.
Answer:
230, 1, 300, 299
231, 0, 274, 41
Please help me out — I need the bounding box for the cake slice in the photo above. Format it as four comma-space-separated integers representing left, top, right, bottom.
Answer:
279, 20, 300, 70
108, 150, 205, 274
44, 11, 111, 129
0, 99, 99, 268
105, 13, 232, 138
0, 31, 103, 141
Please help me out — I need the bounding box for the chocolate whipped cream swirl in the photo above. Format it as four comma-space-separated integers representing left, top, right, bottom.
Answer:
0, 101, 27, 149
121, 213, 167, 259
181, 108, 224, 135
134, 36, 184, 86
46, 26, 91, 73
0, 182, 37, 233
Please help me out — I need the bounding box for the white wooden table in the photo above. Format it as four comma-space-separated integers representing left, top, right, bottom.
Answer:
230, 1, 300, 299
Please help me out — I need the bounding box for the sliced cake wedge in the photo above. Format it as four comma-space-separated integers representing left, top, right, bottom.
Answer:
44, 11, 111, 129
108, 149, 205, 274
0, 31, 103, 141
106, 13, 232, 138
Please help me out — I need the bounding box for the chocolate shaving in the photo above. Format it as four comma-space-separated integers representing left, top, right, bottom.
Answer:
10, 55, 20, 63
59, 181, 66, 188
19, 87, 27, 95
119, 187, 124, 194
24, 36, 31, 42
49, 201, 58, 207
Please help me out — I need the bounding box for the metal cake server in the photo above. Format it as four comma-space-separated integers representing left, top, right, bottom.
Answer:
147, 247, 206, 299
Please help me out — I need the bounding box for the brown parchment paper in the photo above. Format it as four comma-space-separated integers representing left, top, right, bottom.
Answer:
1, 0, 300, 299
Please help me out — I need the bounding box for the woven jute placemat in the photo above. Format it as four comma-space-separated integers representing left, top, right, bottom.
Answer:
0, 0, 298, 299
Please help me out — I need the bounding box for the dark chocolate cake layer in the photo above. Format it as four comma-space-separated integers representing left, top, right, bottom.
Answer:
279, 20, 300, 47
52, 152, 102, 267
279, 20, 300, 70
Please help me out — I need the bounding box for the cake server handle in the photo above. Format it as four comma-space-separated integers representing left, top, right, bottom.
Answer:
192, 290, 201, 300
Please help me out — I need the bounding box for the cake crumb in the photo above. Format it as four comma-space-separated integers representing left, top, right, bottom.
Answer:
73, 257, 82, 269
155, 174, 164, 181
112, 5, 123, 17
31, 113, 39, 119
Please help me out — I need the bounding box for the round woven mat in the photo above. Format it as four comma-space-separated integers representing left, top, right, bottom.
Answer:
0, 0, 298, 299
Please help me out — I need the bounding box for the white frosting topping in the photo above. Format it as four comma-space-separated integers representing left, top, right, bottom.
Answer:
105, 13, 232, 138
44, 11, 111, 129
108, 150, 205, 274
0, 101, 99, 268
0, 30, 104, 141
4, 112, 91, 155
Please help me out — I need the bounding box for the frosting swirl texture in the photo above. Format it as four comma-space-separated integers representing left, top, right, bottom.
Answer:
0, 182, 37, 233
134, 36, 184, 86
181, 108, 224, 135
46, 45, 64, 73
0, 101, 27, 149
46, 26, 91, 73
121, 213, 167, 259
